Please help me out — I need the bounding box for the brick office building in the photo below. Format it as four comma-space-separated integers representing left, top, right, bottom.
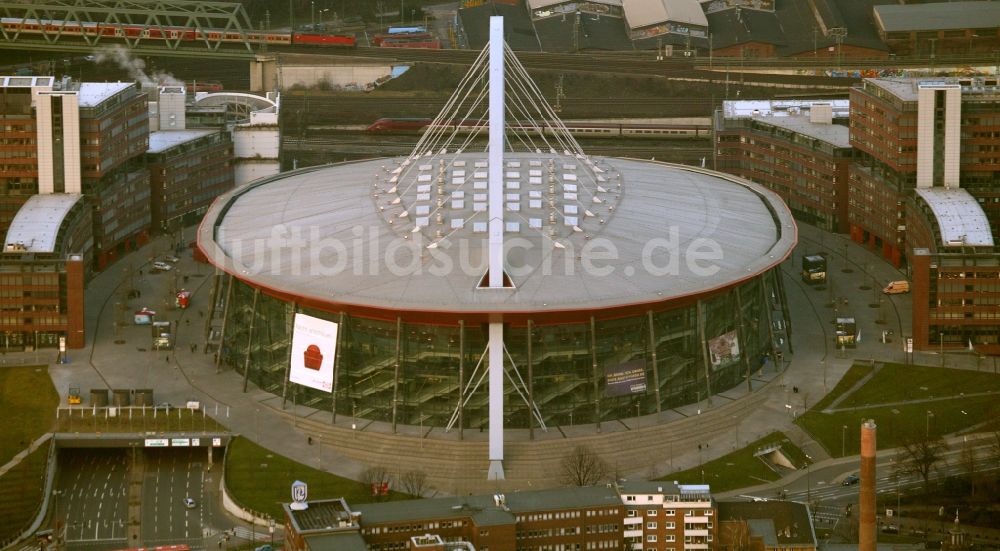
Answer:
284, 486, 631, 551
715, 100, 853, 233
147, 128, 234, 233
873, 2, 1000, 57
1, 193, 92, 350
0, 76, 150, 271
848, 77, 1000, 268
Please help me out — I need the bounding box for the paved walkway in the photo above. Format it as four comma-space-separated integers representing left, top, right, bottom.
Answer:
13, 222, 994, 496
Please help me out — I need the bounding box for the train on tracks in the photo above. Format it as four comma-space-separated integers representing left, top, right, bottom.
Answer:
0, 17, 357, 48
365, 117, 713, 138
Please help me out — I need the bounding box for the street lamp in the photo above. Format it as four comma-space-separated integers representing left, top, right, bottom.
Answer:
841, 424, 848, 456
269, 518, 275, 546
926, 410, 933, 438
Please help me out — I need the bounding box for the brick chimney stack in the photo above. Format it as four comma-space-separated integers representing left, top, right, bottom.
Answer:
860, 419, 877, 551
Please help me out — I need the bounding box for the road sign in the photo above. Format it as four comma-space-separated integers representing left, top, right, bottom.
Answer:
171, 438, 191, 447
212, 437, 222, 446
905, 338, 913, 354
886, 509, 893, 517
145, 438, 168, 447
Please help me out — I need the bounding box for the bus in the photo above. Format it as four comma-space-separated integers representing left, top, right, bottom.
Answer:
801, 254, 827, 284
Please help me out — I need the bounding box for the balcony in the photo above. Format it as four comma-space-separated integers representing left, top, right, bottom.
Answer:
632, 544, 644, 551
624, 530, 644, 538
624, 517, 643, 526
687, 516, 709, 524
685, 545, 709, 550
684, 529, 709, 537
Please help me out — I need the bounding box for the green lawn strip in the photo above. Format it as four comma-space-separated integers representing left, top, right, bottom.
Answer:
0, 366, 58, 465
796, 394, 1000, 457
836, 363, 1000, 408
811, 362, 874, 412
656, 432, 806, 493
0, 442, 50, 542
53, 407, 227, 434
225, 436, 412, 520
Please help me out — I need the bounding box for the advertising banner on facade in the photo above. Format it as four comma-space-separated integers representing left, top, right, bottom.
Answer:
709, 330, 740, 369
604, 359, 647, 397
289, 313, 339, 393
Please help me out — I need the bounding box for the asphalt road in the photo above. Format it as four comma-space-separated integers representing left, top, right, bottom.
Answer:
54, 449, 128, 551
140, 448, 217, 547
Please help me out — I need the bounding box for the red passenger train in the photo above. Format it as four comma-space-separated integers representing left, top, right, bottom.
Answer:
0, 17, 357, 48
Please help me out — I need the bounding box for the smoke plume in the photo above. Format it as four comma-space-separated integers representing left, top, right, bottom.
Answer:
94, 45, 183, 87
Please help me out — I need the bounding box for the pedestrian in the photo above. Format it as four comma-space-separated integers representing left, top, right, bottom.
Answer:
308, 436, 313, 445
199, 310, 204, 318
186, 319, 190, 326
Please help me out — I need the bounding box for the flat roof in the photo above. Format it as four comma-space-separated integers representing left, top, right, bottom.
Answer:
528, 0, 622, 9
723, 99, 850, 119
0, 75, 54, 88
718, 501, 816, 547
914, 188, 995, 248
758, 116, 850, 148
78, 82, 133, 107
624, 0, 707, 30
148, 129, 218, 154
4, 194, 83, 253
303, 532, 367, 551
200, 155, 796, 317
874, 2, 1000, 33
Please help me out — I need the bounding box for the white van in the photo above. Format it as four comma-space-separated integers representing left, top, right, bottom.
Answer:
883, 281, 910, 295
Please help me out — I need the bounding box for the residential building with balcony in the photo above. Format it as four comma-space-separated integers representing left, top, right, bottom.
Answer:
716, 501, 816, 551
618, 481, 717, 551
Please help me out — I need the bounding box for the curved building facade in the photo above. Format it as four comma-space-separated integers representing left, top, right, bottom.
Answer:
198, 154, 796, 430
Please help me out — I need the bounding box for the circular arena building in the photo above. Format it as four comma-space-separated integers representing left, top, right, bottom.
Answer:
197, 22, 796, 459
197, 152, 796, 431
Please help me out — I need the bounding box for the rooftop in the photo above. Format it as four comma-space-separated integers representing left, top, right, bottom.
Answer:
78, 82, 134, 107
528, 0, 621, 9
618, 480, 682, 495
623, 0, 708, 30
351, 486, 620, 527
756, 115, 850, 148
914, 187, 995, 248
874, 1, 1000, 33
201, 154, 796, 317
303, 532, 367, 551
718, 501, 817, 547
0, 75, 54, 88
722, 99, 850, 119
284, 497, 359, 533
4, 194, 84, 254
148, 129, 219, 154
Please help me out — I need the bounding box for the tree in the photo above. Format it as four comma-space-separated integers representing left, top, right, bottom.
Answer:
399, 469, 429, 497
361, 466, 393, 501
959, 438, 978, 496
897, 432, 948, 494
560, 445, 608, 486
991, 431, 1000, 467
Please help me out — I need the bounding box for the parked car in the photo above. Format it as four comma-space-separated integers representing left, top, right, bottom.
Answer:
842, 473, 860, 486
162, 255, 180, 263
152, 261, 173, 271
183, 497, 196, 508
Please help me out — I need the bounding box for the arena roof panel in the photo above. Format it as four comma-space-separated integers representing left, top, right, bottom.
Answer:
4, 193, 83, 253
200, 155, 796, 318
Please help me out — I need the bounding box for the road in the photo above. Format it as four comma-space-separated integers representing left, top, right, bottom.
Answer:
54, 449, 128, 551
140, 448, 220, 547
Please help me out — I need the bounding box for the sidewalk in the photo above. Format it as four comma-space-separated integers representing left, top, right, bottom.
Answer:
17, 221, 995, 496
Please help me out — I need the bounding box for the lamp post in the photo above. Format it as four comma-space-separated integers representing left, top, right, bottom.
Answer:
926, 410, 933, 438
269, 518, 275, 546
310, 1, 315, 30
940, 332, 945, 366
841, 424, 847, 456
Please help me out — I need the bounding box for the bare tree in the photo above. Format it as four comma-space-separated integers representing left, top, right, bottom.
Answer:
959, 438, 979, 497
561, 445, 609, 486
897, 432, 948, 494
399, 469, 429, 497
991, 431, 1000, 467
361, 466, 393, 500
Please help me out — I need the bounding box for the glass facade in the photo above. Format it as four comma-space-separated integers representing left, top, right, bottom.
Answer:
218, 268, 788, 429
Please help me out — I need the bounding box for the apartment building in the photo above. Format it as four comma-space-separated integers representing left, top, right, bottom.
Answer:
715, 100, 852, 233
619, 481, 716, 551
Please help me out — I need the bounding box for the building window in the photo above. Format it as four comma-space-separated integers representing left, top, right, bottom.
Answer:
666, 522, 675, 529
665, 510, 675, 516
665, 535, 676, 542
628, 510, 637, 517
647, 522, 657, 530
647, 535, 657, 543
647, 509, 658, 516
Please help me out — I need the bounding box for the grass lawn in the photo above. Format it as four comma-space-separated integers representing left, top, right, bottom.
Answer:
835, 363, 1000, 408
812, 362, 874, 412
656, 432, 806, 493
53, 407, 227, 434
225, 436, 412, 520
0, 365, 58, 465
797, 394, 1000, 457
0, 442, 49, 542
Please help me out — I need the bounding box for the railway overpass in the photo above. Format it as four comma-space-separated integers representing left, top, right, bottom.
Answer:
0, 0, 262, 60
